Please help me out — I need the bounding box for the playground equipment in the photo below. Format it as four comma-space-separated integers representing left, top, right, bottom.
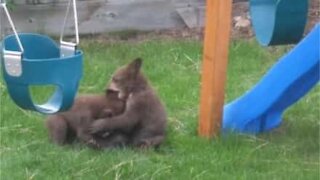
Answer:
0, 0, 83, 114
250, 0, 308, 46
223, 24, 320, 134
198, 0, 318, 137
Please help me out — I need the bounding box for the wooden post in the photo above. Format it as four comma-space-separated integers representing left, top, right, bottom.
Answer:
198, 0, 232, 138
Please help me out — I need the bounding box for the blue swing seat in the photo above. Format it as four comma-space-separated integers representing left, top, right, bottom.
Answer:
1, 33, 83, 114
250, 0, 308, 46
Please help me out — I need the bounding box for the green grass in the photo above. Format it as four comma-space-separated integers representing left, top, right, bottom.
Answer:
1, 38, 319, 179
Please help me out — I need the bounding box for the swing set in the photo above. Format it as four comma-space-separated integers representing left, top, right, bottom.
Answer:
1, 0, 317, 139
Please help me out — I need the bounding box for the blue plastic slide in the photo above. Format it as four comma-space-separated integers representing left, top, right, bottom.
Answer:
222, 24, 320, 134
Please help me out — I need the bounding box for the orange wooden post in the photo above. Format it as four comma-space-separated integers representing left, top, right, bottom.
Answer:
198, 0, 232, 138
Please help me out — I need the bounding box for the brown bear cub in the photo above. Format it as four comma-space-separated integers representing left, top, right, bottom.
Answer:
90, 58, 167, 148
46, 89, 127, 148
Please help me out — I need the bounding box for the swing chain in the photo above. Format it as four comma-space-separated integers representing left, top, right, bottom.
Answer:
1, 0, 23, 77
1, 0, 79, 58
60, 0, 79, 57
1, 0, 24, 53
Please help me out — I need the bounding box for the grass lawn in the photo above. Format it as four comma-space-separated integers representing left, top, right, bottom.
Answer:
1, 38, 319, 179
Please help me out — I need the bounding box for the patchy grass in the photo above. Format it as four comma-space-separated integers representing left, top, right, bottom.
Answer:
0, 39, 319, 179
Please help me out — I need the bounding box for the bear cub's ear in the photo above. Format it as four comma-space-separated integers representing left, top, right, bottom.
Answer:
127, 58, 143, 78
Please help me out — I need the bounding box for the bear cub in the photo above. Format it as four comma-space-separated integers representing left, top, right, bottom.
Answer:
46, 89, 126, 147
